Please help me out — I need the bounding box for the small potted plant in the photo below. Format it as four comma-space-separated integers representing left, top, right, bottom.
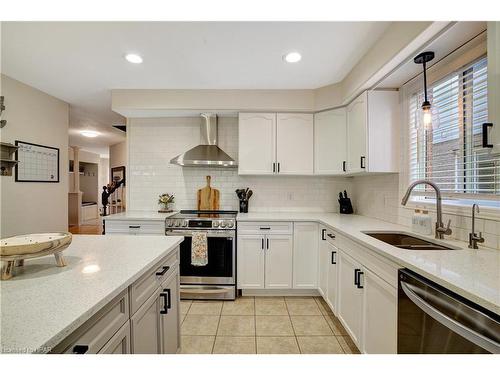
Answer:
158, 193, 175, 212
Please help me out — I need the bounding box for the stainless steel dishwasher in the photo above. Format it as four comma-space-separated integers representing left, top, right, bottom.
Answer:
398, 269, 500, 354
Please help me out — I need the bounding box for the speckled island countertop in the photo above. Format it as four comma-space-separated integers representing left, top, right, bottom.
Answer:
238, 212, 500, 315
103, 210, 178, 221
0, 235, 183, 353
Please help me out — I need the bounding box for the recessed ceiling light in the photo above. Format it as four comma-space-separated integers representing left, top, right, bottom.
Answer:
80, 130, 99, 138
125, 53, 143, 64
284, 52, 302, 63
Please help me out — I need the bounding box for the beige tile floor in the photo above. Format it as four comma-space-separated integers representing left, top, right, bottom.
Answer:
179, 296, 361, 354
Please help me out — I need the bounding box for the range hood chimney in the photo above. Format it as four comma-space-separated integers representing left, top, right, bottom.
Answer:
170, 113, 237, 168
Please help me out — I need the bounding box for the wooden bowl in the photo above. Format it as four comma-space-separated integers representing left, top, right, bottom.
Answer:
0, 232, 72, 257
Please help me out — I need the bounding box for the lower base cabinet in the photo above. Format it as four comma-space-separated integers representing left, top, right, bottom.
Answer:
326, 241, 339, 314
130, 288, 164, 354
338, 250, 364, 347
160, 271, 180, 354
362, 269, 397, 354
99, 321, 131, 354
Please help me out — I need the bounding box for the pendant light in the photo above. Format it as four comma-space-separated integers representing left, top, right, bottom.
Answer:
414, 51, 436, 130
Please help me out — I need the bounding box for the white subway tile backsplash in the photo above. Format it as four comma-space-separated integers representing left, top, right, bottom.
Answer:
128, 117, 352, 213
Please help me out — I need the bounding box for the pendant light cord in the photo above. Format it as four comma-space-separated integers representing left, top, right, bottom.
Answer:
422, 61, 428, 103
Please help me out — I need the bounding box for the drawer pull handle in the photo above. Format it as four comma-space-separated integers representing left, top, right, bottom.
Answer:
164, 288, 172, 309
72, 345, 89, 354
357, 271, 364, 289
156, 266, 170, 276
129, 225, 141, 229
327, 233, 335, 239
259, 227, 271, 230
354, 268, 361, 286
321, 229, 326, 241
331, 251, 337, 265
160, 291, 169, 314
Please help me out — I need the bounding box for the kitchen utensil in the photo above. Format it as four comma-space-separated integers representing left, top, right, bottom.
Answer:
343, 190, 348, 198
246, 190, 253, 200
197, 175, 220, 211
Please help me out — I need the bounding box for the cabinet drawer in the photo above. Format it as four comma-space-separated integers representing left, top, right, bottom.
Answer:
54, 290, 129, 354
237, 221, 292, 235
336, 234, 399, 288
105, 220, 165, 235
129, 249, 179, 315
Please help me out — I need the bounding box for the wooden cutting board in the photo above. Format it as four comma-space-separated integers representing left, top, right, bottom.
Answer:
197, 175, 220, 211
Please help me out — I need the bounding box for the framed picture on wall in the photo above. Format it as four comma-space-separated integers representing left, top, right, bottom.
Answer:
15, 140, 60, 182
111, 166, 125, 186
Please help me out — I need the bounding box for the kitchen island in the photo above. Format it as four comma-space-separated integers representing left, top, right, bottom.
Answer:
0, 235, 183, 354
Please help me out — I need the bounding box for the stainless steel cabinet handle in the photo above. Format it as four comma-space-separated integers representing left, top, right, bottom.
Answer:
400, 281, 500, 353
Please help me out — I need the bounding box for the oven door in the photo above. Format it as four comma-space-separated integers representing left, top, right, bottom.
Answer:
167, 230, 235, 285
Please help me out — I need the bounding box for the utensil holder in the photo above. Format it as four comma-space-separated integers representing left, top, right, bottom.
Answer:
239, 199, 248, 213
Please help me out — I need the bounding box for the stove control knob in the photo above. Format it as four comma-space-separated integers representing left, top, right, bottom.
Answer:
213, 220, 219, 228
227, 221, 234, 228
182, 220, 188, 227
175, 220, 181, 227
220, 221, 227, 228
166, 221, 173, 227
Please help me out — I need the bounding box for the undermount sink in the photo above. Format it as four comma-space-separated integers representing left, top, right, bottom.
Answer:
362, 231, 459, 250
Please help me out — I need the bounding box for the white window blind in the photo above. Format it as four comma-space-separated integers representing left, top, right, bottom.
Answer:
409, 57, 500, 197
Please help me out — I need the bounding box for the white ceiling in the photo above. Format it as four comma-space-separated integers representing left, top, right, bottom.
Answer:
1, 21, 390, 155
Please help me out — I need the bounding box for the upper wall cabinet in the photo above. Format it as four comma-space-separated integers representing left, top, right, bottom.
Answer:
238, 112, 313, 175
238, 113, 276, 175
276, 113, 314, 175
314, 108, 347, 175
487, 22, 500, 153
346, 90, 400, 174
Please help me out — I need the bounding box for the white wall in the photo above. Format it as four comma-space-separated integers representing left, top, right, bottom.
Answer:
110, 141, 126, 168
128, 117, 352, 212
0, 74, 69, 237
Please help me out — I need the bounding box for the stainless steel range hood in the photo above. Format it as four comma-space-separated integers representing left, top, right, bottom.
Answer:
170, 113, 237, 168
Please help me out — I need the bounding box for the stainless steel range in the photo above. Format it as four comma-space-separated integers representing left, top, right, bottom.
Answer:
165, 210, 237, 300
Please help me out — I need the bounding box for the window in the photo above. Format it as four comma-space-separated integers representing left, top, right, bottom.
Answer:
409, 57, 500, 201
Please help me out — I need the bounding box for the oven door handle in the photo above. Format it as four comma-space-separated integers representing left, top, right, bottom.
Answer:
400, 281, 500, 353
166, 231, 234, 238
180, 288, 232, 295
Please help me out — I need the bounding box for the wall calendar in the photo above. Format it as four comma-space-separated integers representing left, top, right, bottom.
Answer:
15, 141, 60, 182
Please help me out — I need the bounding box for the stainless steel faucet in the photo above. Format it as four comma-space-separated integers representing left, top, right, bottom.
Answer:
468, 204, 485, 249
401, 179, 452, 240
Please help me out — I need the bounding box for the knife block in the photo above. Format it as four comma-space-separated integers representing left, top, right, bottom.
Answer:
338, 197, 353, 214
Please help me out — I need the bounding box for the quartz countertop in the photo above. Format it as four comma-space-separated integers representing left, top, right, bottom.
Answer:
103, 210, 178, 221
237, 212, 500, 314
0, 235, 183, 353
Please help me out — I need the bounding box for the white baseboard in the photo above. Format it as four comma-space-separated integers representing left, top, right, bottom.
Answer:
240, 289, 320, 297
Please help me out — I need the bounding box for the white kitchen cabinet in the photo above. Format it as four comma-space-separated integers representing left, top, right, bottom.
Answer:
362, 268, 397, 354
318, 227, 329, 297
326, 241, 339, 314
276, 113, 314, 175
293, 222, 319, 288
160, 270, 180, 354
346, 90, 399, 174
487, 22, 500, 153
237, 235, 266, 289
238, 113, 276, 175
315, 108, 347, 174
130, 289, 163, 354
265, 235, 293, 289
337, 250, 364, 347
